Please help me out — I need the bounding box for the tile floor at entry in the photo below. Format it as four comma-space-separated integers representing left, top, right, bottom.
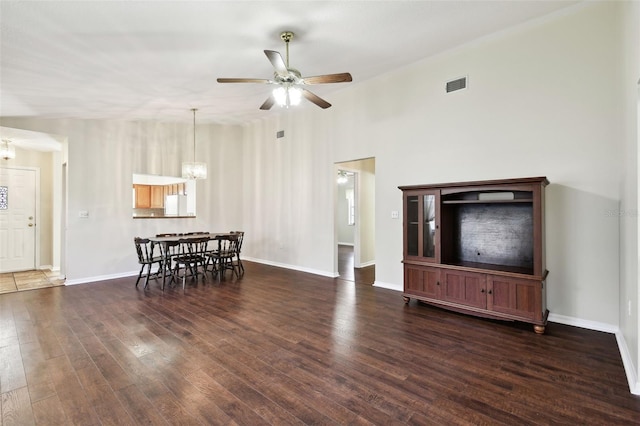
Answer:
0, 269, 65, 294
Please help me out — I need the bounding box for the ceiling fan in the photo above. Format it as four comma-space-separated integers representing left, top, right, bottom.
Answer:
217, 31, 352, 110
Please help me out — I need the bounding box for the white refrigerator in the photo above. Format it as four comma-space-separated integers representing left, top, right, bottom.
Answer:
164, 194, 188, 216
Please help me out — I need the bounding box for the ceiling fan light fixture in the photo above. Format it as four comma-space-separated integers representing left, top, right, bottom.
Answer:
1, 139, 16, 160
273, 86, 301, 108
181, 109, 207, 180
289, 86, 302, 106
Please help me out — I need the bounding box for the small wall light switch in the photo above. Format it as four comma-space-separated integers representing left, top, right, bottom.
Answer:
391, 210, 399, 219
79, 210, 89, 218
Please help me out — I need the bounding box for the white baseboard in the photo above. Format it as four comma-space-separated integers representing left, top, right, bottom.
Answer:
64, 260, 339, 285
614, 329, 640, 395
373, 281, 402, 291
357, 260, 375, 268
547, 313, 618, 333
243, 257, 338, 278
338, 242, 354, 247
548, 312, 638, 395
65, 270, 139, 286
37, 265, 53, 271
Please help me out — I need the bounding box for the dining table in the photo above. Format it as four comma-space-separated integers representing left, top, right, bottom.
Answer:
148, 232, 233, 290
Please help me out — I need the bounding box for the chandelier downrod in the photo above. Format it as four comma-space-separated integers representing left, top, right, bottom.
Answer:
192, 108, 197, 163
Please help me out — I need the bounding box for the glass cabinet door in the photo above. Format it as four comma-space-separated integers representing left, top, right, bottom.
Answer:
423, 193, 436, 258
406, 195, 419, 256
404, 190, 439, 262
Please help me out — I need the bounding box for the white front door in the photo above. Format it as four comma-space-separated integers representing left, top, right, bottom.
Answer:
0, 167, 37, 272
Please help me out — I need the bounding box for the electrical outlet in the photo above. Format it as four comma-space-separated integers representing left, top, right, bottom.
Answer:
79, 210, 89, 218
391, 210, 399, 219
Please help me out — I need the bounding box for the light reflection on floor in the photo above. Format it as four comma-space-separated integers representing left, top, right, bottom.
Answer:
333, 245, 358, 347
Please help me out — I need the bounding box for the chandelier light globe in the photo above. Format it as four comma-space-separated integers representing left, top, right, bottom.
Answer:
182, 162, 207, 180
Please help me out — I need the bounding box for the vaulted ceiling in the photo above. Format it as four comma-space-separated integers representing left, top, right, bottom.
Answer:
0, 1, 581, 125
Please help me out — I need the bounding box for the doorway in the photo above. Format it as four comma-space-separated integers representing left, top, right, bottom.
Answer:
0, 126, 65, 278
0, 167, 38, 272
334, 158, 375, 281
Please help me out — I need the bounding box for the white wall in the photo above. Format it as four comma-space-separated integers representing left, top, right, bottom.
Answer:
619, 0, 640, 394
356, 159, 375, 267
336, 173, 354, 245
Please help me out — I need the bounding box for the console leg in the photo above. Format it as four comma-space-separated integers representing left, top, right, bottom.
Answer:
533, 324, 546, 334
403, 296, 410, 304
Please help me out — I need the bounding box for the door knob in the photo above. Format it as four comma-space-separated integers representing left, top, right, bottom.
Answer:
29, 216, 33, 220
28, 223, 34, 227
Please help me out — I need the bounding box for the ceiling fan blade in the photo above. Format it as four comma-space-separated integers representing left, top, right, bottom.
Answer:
302, 73, 353, 84
264, 50, 289, 77
260, 96, 275, 110
301, 89, 331, 109
217, 78, 270, 84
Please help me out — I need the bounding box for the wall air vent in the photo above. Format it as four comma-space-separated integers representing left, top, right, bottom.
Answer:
446, 76, 467, 93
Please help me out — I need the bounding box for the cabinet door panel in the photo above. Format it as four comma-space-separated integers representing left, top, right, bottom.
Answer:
134, 184, 151, 209
487, 275, 541, 320
150, 186, 164, 208
404, 265, 440, 299
441, 270, 486, 309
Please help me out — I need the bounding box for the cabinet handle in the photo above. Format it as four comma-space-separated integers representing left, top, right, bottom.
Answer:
436, 281, 440, 286
480, 289, 485, 293
488, 290, 492, 295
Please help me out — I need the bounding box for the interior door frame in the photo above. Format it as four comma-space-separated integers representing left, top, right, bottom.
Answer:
334, 164, 362, 277
0, 165, 41, 272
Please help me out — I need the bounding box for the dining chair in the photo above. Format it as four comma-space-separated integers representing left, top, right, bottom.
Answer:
134, 237, 163, 289
158, 239, 180, 290
206, 234, 240, 280
230, 231, 245, 276
172, 237, 209, 289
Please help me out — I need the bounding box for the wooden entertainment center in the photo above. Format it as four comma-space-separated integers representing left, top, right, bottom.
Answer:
399, 177, 549, 333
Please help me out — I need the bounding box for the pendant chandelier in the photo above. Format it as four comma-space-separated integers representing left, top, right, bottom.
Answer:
1, 139, 16, 160
181, 108, 207, 180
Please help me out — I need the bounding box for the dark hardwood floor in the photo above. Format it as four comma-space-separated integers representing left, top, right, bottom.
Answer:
0, 260, 638, 425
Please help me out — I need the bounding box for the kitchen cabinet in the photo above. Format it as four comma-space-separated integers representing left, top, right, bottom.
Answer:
134, 184, 165, 209
134, 184, 151, 209
150, 185, 164, 208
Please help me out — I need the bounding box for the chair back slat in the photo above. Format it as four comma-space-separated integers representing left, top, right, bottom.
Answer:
134, 237, 157, 263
